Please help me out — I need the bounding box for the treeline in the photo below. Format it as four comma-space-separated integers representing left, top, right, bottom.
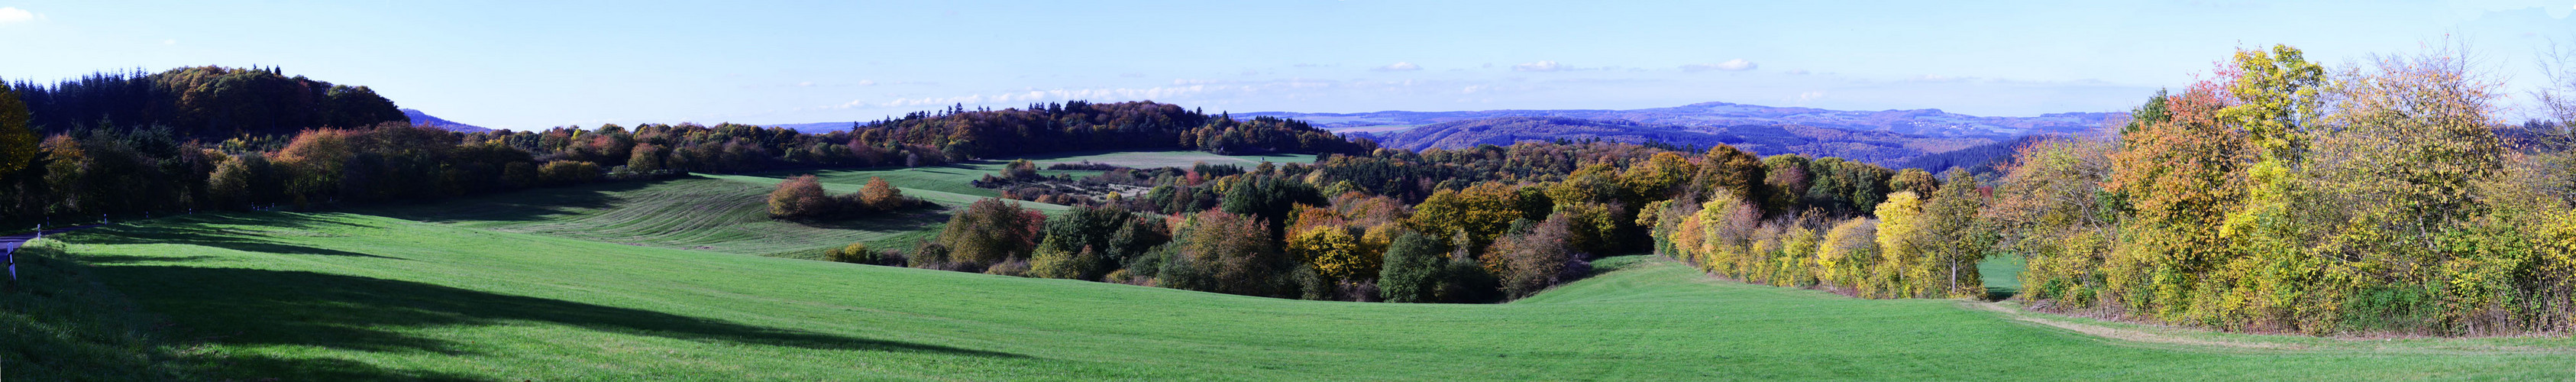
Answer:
0, 67, 1376, 228
7, 66, 406, 137
1638, 44, 2576, 336
1992, 45, 2576, 335
862, 101, 1369, 158
841, 138, 1941, 303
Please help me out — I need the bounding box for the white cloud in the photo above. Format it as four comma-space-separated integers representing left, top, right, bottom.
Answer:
0, 8, 37, 24
163, 39, 177, 45
1511, 60, 1564, 72
1798, 91, 1826, 102
857, 79, 878, 86
797, 81, 815, 87
1373, 62, 1422, 72
1682, 59, 1758, 72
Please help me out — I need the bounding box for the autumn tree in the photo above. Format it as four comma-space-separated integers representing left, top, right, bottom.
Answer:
768, 175, 832, 219
1887, 168, 1938, 199
1287, 226, 1372, 282
1162, 209, 1291, 296
1410, 182, 1525, 252
937, 198, 1046, 271
1486, 212, 1585, 298
858, 176, 907, 211
1696, 145, 1766, 201
0, 83, 35, 178
1918, 168, 1993, 298
1986, 136, 2118, 304
1867, 192, 1928, 298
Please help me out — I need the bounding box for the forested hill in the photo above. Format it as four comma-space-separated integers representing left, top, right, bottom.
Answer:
6, 66, 407, 138
1368, 116, 1986, 167
857, 101, 1366, 158
1244, 102, 2123, 139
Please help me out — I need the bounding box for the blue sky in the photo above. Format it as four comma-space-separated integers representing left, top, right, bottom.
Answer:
2, 1, 2571, 130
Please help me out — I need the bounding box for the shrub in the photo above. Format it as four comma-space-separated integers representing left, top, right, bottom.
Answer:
984, 260, 1032, 277
936, 198, 1046, 270
1028, 245, 1106, 280
537, 160, 600, 186
768, 175, 832, 219
823, 242, 880, 264
858, 176, 907, 210
907, 241, 954, 270
1168, 209, 1290, 296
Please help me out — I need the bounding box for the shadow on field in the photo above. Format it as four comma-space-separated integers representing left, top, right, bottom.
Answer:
801, 209, 952, 231
49, 215, 394, 259
81, 262, 1026, 380
352, 178, 657, 224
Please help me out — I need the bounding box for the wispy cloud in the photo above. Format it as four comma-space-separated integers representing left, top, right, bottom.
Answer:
1372, 62, 1421, 72
0, 8, 38, 24
1682, 59, 1758, 72
1511, 60, 1565, 72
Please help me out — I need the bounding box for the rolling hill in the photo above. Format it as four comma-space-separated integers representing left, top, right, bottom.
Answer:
1242, 102, 2124, 139
1369, 116, 1989, 167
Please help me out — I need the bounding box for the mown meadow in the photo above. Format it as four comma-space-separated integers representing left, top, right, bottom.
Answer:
8, 206, 2576, 380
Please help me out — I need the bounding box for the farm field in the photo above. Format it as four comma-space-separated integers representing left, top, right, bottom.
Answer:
11, 212, 2576, 380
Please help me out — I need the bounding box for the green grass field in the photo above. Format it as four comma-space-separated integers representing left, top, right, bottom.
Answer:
14, 212, 2576, 380
347, 176, 965, 259
341, 150, 1314, 260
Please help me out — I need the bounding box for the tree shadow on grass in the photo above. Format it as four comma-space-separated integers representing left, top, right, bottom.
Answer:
800, 209, 953, 232
347, 177, 661, 225
46, 215, 396, 259
79, 262, 1026, 380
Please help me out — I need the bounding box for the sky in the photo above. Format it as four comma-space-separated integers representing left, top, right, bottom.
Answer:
2, 1, 2573, 131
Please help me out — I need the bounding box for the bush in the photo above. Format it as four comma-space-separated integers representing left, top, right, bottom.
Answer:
768, 175, 832, 219
907, 241, 955, 270
1168, 209, 1291, 296
984, 260, 1032, 277
537, 160, 600, 186
1028, 246, 1106, 280
823, 242, 898, 265
935, 198, 1046, 270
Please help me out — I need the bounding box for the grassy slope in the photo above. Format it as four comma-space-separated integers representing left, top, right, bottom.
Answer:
349, 151, 1311, 259
31, 212, 2576, 380
347, 176, 963, 259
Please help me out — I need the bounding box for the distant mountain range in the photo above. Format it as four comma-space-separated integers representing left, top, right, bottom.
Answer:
401, 109, 493, 132
756, 101, 2122, 168
1240, 102, 2124, 139
1366, 116, 1992, 167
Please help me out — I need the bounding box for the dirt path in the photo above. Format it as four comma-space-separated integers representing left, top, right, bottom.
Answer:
1963, 301, 2312, 350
